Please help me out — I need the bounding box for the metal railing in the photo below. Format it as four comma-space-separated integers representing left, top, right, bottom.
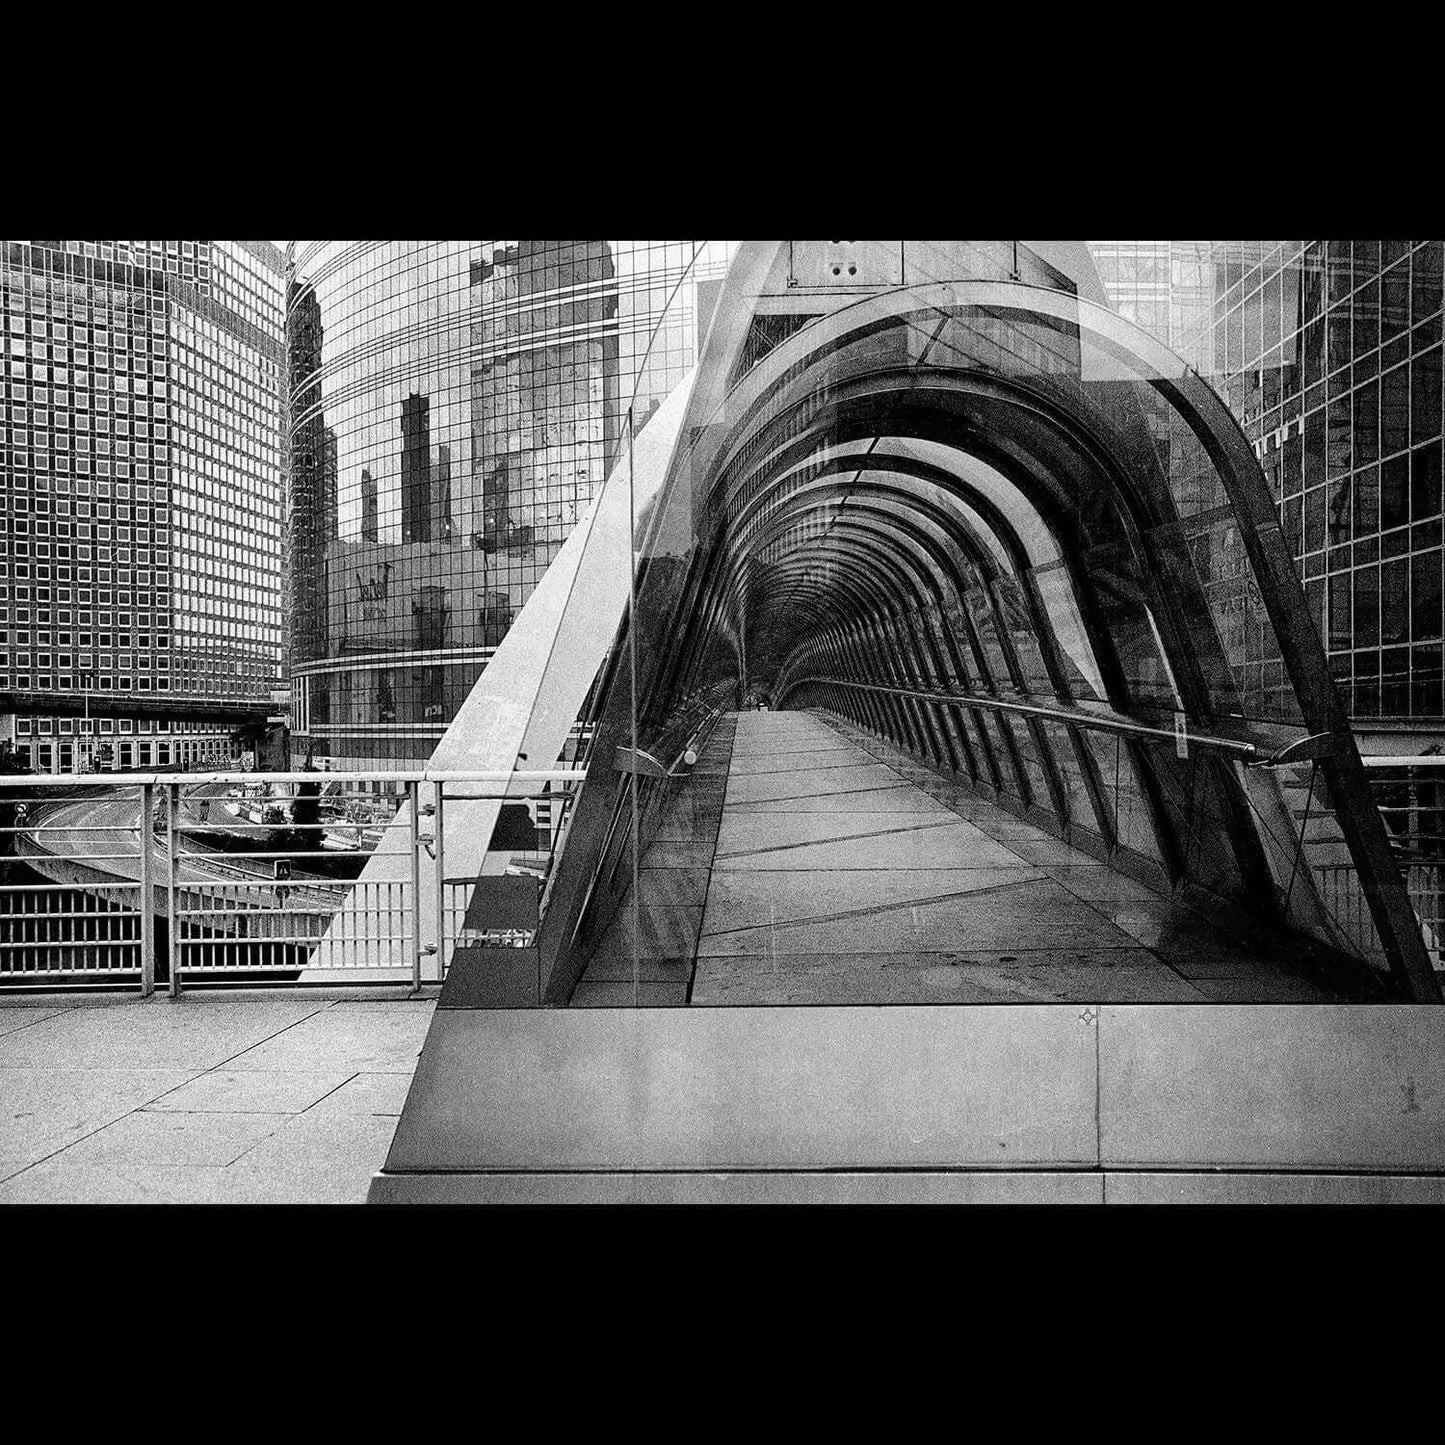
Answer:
4, 726, 1442, 993
795, 681, 1445, 978
1356, 755, 1445, 970
0, 767, 586, 995
1315, 861, 1445, 971
787, 676, 1266, 757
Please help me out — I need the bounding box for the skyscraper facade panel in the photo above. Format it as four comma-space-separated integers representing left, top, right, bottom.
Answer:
286, 240, 733, 770
1190, 242, 1444, 727
0, 239, 285, 773
1089, 240, 1445, 732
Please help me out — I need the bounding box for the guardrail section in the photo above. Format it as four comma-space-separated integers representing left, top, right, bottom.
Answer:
0, 768, 587, 994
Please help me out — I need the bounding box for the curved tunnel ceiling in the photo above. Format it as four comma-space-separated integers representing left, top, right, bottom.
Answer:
664, 295, 1221, 733
543, 253, 1440, 1003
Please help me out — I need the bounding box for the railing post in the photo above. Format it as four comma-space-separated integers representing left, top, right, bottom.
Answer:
165, 781, 180, 998
433, 783, 446, 984
139, 781, 155, 997
408, 778, 422, 993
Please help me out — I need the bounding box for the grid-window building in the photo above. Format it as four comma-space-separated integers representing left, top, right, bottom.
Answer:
286, 240, 734, 770
1090, 240, 1445, 749
0, 239, 286, 773
1089, 239, 1214, 371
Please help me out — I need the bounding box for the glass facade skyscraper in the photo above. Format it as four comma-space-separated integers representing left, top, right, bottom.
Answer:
1089, 239, 1214, 370
285, 239, 1444, 767
1091, 240, 1445, 743
1194, 242, 1443, 736
285, 240, 734, 770
0, 239, 286, 773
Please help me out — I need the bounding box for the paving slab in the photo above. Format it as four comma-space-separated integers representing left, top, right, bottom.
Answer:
0, 995, 330, 1071
214, 1163, 380, 1205
730, 749, 883, 776
714, 810, 955, 857
712, 820, 1027, 873
0, 993, 435, 1205
0, 1066, 201, 1177
0, 1007, 72, 1038
230, 1109, 406, 1180
701, 867, 1046, 932
1097, 907, 1291, 972
223, 1001, 435, 1074
690, 951, 1208, 1005
1184, 976, 1342, 1002
729, 739, 858, 756
302, 1072, 414, 1117
695, 881, 1144, 958
58, 1110, 289, 1169
143, 1069, 355, 1115
0, 1157, 239, 1205
725, 763, 910, 805
729, 786, 949, 814
994, 837, 1108, 866
0, 1150, 390, 1205
0, 994, 101, 1007
1044, 866, 1174, 905
966, 817, 1062, 840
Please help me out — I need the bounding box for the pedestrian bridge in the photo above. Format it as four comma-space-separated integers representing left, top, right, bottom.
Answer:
369, 241, 1445, 1203
571, 707, 1330, 1008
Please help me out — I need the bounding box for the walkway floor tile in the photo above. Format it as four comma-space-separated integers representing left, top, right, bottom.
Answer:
684, 710, 1315, 1005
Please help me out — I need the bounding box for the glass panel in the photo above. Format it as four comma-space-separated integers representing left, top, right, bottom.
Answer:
506, 242, 1435, 1006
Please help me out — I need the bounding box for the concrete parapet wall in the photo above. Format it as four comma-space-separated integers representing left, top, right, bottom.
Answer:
369, 1003, 1445, 1203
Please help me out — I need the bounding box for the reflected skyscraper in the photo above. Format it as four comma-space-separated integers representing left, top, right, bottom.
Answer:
1088, 240, 1213, 370
1091, 241, 1445, 752
285, 241, 733, 770
1093, 240, 1445, 877
400, 392, 432, 545
360, 468, 378, 542
287, 272, 329, 674
434, 444, 453, 541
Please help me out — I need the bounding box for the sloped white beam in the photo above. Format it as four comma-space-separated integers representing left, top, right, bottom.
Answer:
304, 371, 696, 981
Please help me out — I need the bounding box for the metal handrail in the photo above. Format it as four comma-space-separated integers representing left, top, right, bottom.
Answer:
672, 705, 725, 774
0, 768, 590, 790
792, 675, 1262, 757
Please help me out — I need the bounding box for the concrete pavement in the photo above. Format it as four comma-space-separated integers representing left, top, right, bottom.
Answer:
0, 988, 435, 1203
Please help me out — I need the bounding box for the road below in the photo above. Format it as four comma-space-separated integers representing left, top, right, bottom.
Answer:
17, 793, 344, 915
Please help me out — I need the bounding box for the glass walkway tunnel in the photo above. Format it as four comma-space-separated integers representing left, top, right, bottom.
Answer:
442, 240, 1444, 1009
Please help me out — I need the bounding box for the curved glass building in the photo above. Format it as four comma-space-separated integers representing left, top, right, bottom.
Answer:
285, 241, 734, 769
